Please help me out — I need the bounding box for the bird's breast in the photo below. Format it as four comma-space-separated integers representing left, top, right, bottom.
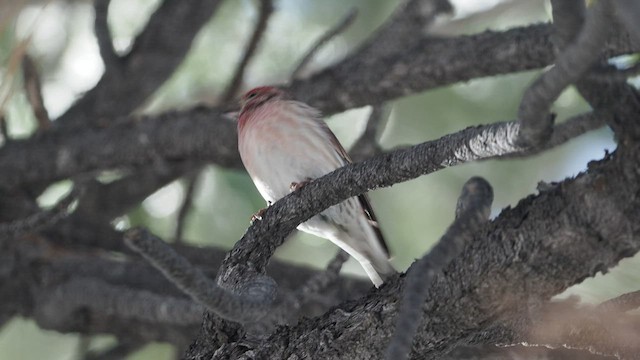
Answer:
239, 110, 343, 202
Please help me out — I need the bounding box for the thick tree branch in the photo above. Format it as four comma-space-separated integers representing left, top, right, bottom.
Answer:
516, 0, 611, 146
386, 177, 493, 360
34, 277, 204, 328
0, 108, 239, 190
200, 142, 640, 359
0, 101, 606, 192
289, 23, 636, 115
597, 290, 640, 313
217, 109, 607, 286
551, 0, 640, 142
0, 19, 636, 190
524, 297, 640, 358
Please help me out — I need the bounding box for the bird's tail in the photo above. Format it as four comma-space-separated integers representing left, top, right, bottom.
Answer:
324, 234, 394, 288
359, 251, 396, 288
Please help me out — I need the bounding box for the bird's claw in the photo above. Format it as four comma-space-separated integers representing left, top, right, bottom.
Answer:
250, 201, 272, 224
290, 179, 311, 192
250, 208, 266, 224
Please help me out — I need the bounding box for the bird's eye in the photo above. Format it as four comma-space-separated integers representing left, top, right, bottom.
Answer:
247, 92, 257, 99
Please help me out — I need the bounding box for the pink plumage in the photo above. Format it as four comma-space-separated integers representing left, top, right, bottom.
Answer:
237, 86, 394, 287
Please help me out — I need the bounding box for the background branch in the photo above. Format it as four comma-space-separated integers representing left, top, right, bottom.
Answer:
57, 0, 223, 128
94, 0, 120, 70
221, 0, 274, 102
125, 228, 276, 324
290, 8, 358, 80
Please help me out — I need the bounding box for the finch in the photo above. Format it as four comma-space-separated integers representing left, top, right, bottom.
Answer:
237, 86, 394, 287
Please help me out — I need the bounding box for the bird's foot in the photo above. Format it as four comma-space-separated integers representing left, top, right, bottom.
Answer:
289, 179, 312, 192
250, 209, 266, 224
250, 201, 272, 224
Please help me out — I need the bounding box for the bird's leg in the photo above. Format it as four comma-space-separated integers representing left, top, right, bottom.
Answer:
290, 178, 312, 192
250, 201, 272, 224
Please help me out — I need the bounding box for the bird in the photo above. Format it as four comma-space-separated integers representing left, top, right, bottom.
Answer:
237, 86, 395, 287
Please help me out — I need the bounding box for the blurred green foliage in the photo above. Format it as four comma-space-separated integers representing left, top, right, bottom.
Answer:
0, 0, 636, 359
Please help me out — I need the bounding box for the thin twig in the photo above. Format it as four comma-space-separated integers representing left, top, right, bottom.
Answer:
76, 336, 91, 360
295, 250, 350, 303
516, 0, 612, 147
0, 186, 80, 240
94, 0, 121, 70
125, 228, 276, 323
290, 8, 358, 80
83, 341, 144, 360
0, 114, 8, 141
174, 170, 201, 244
597, 289, 640, 313
350, 104, 390, 161
221, 0, 274, 102
22, 55, 51, 130
0, 37, 31, 114
386, 177, 493, 360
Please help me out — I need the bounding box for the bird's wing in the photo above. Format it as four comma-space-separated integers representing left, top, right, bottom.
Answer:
316, 117, 391, 258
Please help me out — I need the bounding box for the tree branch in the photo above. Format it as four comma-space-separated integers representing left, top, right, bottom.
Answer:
289, 23, 636, 115
597, 290, 640, 313
124, 228, 276, 324
290, 8, 358, 80
173, 170, 201, 244
613, 0, 640, 47
21, 55, 51, 130
93, 0, 120, 71
350, 104, 389, 161
198, 140, 640, 359
386, 177, 493, 359
0, 186, 80, 240
221, 0, 274, 102
551, 0, 640, 141
34, 277, 204, 328
57, 0, 223, 128
0, 99, 606, 191
516, 0, 612, 147
295, 250, 350, 304
524, 297, 640, 358
217, 109, 607, 286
